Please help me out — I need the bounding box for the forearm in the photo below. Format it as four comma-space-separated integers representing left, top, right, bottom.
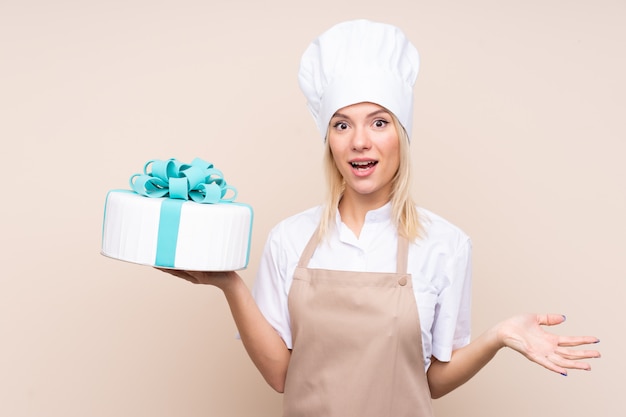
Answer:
427, 325, 503, 399
220, 274, 291, 392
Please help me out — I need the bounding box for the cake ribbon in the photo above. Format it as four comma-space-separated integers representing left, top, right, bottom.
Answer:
129, 157, 238, 203
128, 158, 239, 268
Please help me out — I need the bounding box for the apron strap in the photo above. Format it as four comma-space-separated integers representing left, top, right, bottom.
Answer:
298, 225, 411, 274
397, 235, 409, 275
298, 226, 322, 268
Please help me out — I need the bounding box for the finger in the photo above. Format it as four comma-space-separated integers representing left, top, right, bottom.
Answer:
186, 271, 216, 282
551, 356, 593, 372
154, 267, 199, 284
538, 313, 567, 326
187, 270, 230, 281
545, 353, 580, 375
527, 352, 569, 376
557, 335, 601, 347
187, 271, 210, 279
555, 347, 601, 361
162, 269, 190, 279
545, 351, 597, 374
550, 348, 602, 372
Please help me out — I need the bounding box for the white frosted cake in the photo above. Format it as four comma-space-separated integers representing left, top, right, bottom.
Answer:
101, 158, 253, 271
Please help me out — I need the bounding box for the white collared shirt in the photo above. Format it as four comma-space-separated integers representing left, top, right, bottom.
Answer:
252, 203, 472, 370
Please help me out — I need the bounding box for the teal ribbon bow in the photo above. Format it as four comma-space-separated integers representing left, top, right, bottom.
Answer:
128, 158, 238, 268
129, 157, 237, 203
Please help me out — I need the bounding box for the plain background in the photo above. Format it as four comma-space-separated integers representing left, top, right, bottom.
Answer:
1, 0, 624, 416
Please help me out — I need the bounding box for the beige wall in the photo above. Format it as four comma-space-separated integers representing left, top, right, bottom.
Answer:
1, 0, 623, 416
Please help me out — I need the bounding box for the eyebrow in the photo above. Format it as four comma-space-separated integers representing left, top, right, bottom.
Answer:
331, 109, 391, 120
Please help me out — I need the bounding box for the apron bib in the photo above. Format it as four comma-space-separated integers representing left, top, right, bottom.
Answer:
283, 228, 435, 417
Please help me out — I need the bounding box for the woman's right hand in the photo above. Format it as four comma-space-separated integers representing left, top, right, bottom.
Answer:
155, 268, 239, 290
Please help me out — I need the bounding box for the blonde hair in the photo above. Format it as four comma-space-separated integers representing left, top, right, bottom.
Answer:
318, 113, 422, 242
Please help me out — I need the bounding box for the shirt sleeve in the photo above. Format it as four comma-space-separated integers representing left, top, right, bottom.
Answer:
430, 237, 472, 362
251, 226, 294, 349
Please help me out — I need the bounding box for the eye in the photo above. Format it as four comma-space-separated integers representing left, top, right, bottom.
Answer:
373, 119, 388, 128
333, 121, 349, 131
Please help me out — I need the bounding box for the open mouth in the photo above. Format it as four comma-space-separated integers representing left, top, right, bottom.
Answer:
350, 161, 378, 170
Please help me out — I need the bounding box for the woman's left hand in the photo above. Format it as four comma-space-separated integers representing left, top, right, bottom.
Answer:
497, 313, 601, 376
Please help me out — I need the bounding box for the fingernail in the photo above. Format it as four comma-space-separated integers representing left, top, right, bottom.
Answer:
561, 372, 568, 377
594, 339, 600, 344
562, 315, 567, 321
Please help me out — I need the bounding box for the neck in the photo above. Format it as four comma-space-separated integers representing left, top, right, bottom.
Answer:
338, 190, 390, 238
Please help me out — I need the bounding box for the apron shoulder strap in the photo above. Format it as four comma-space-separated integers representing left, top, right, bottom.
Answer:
298, 226, 322, 268
396, 235, 409, 275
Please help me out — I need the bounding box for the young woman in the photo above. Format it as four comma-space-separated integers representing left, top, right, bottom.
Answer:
162, 19, 600, 417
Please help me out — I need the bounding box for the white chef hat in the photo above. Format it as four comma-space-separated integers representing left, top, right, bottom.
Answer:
298, 19, 420, 141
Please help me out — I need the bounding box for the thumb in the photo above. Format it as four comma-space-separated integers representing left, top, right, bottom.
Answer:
539, 313, 566, 326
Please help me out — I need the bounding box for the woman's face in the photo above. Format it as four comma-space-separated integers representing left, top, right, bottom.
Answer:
328, 102, 400, 203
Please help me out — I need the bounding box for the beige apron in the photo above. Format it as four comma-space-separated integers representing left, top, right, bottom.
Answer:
283, 228, 435, 417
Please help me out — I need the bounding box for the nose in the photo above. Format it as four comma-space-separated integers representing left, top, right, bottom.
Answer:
350, 126, 372, 151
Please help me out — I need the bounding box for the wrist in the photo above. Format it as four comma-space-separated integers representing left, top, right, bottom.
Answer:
489, 321, 508, 351
217, 271, 245, 294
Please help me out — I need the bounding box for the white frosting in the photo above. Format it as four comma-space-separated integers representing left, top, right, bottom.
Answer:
102, 191, 253, 270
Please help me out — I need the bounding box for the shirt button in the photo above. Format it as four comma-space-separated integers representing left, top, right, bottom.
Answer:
398, 277, 407, 286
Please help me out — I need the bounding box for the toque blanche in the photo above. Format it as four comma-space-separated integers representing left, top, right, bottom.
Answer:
298, 19, 420, 141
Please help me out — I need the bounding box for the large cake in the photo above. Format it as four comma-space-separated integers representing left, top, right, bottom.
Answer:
101, 158, 253, 271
